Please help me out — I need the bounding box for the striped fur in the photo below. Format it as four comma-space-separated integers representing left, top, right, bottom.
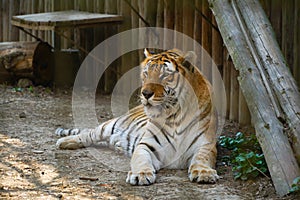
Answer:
56, 49, 218, 185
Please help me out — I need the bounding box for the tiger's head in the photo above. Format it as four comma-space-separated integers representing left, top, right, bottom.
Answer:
140, 49, 210, 119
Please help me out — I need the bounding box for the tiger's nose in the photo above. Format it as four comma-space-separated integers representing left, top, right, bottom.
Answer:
142, 89, 154, 100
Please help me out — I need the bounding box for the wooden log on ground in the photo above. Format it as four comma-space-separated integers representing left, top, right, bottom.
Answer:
0, 41, 53, 85
209, 0, 300, 196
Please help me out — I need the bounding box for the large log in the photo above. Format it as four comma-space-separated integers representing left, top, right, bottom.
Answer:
209, 0, 300, 196
0, 41, 53, 85
235, 0, 300, 165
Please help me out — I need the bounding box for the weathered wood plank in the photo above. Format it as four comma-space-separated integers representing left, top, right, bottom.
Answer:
229, 65, 239, 121
163, 0, 174, 50
201, 0, 212, 81
293, 0, 300, 86
236, 0, 300, 165
174, 0, 183, 49
238, 88, 251, 125
269, 0, 282, 47
223, 49, 231, 118
11, 10, 123, 31
182, 0, 194, 51
209, 0, 300, 196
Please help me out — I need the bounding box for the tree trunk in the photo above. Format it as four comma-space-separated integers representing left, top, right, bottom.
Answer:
209, 0, 300, 196
0, 41, 53, 85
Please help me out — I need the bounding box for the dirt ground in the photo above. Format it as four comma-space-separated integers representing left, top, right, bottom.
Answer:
0, 84, 299, 200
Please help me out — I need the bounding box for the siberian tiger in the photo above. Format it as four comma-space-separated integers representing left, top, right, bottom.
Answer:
55, 49, 219, 185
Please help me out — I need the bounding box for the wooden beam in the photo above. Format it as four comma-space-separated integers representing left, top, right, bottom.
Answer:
209, 0, 300, 196
235, 0, 300, 165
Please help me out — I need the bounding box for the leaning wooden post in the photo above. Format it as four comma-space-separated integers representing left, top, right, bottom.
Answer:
208, 0, 300, 196
235, 0, 300, 164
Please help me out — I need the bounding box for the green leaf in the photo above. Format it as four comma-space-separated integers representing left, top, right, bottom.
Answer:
235, 155, 246, 162
246, 152, 255, 159
292, 176, 300, 185
234, 172, 242, 180
256, 160, 263, 165
241, 175, 248, 181
236, 132, 244, 139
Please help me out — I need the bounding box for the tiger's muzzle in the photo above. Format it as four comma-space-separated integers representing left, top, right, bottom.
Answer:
141, 83, 164, 106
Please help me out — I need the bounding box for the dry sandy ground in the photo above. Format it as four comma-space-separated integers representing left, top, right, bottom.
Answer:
0, 85, 299, 200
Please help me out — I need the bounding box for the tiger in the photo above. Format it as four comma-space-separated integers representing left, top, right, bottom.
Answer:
55, 48, 219, 185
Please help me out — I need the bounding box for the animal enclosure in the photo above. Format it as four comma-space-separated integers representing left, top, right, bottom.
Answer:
0, 0, 299, 126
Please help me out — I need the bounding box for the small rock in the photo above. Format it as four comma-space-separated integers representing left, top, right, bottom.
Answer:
17, 78, 33, 88
19, 112, 26, 118
32, 150, 44, 154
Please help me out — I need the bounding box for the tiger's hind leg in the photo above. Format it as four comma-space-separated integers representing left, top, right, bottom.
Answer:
188, 143, 219, 183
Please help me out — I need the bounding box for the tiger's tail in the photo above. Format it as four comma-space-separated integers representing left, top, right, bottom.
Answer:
55, 128, 83, 137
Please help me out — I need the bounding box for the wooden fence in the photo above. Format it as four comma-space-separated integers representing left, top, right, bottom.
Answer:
1, 0, 299, 126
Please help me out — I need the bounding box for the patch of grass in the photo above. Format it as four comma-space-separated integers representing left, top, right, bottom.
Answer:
218, 132, 269, 180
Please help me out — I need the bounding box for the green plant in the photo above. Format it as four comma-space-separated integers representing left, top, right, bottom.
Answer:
218, 132, 269, 180
290, 176, 300, 193
27, 86, 34, 93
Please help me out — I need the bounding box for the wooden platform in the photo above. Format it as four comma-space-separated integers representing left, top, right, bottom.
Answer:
11, 10, 123, 31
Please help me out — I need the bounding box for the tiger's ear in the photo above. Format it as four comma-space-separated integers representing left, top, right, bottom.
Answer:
144, 48, 152, 58
182, 51, 196, 72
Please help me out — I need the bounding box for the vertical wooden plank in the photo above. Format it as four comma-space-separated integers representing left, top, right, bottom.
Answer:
44, 0, 53, 44
53, 0, 62, 49
193, 0, 202, 59
94, 0, 104, 13
131, 0, 140, 64
26, 0, 33, 41
163, 0, 174, 50
238, 88, 251, 125
211, 17, 223, 74
138, 0, 145, 61
119, 0, 132, 93
156, 0, 164, 28
211, 16, 226, 123
281, 0, 294, 71
182, 0, 194, 52
9, 0, 20, 41
144, 0, 157, 52
92, 0, 105, 92
19, 0, 26, 41
86, 0, 93, 12
174, 0, 183, 50
229, 61, 239, 121
0, 0, 3, 42
144, 0, 157, 27
105, 0, 117, 14
131, 0, 139, 29
37, 0, 45, 41
78, 0, 87, 11
293, 0, 300, 87
2, 0, 9, 41
270, 0, 282, 47
260, 0, 271, 18
130, 0, 141, 91
223, 49, 231, 119
201, 0, 212, 81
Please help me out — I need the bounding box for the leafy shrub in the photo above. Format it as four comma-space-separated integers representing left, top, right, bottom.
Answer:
218, 132, 269, 180
290, 176, 300, 193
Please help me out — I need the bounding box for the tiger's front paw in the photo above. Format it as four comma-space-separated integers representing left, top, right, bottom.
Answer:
56, 136, 83, 150
126, 169, 156, 186
188, 164, 219, 183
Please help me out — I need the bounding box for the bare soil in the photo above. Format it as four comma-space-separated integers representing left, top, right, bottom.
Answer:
0, 85, 299, 200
